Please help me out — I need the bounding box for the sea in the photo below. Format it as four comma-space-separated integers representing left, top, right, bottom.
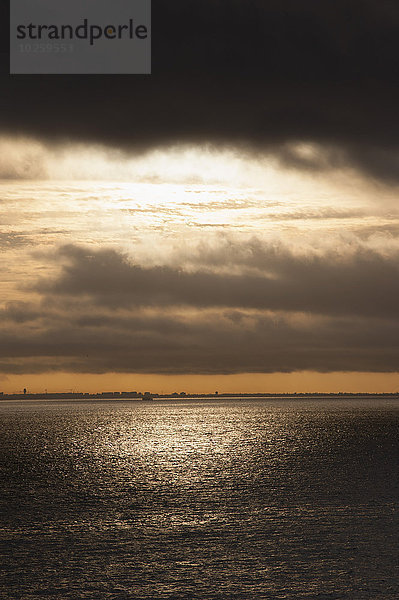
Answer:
0, 397, 398, 599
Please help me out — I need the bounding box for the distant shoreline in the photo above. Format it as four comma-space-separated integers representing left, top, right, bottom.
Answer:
1, 392, 398, 402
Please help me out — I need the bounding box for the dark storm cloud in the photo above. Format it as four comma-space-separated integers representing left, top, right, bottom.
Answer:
1, 303, 399, 374
2, 1, 399, 181
0, 282, 397, 375
33, 243, 399, 319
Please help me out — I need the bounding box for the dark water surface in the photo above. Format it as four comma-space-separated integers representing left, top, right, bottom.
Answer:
0, 397, 398, 599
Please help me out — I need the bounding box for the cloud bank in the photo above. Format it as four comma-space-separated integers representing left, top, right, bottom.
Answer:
1, 242, 398, 375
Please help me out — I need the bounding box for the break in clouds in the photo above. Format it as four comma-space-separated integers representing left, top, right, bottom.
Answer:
3, 135, 399, 188
1, 239, 399, 375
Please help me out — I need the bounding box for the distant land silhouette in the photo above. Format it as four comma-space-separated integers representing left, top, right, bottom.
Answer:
1, 391, 398, 401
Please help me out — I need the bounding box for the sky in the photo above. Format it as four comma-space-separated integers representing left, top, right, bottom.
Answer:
1, 0, 399, 393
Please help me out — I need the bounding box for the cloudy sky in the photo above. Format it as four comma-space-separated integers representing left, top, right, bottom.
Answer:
1, 0, 399, 393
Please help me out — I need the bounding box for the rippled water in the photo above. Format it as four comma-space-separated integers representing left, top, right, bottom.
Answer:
0, 397, 398, 599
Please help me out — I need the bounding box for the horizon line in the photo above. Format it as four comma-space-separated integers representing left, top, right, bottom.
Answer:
1, 391, 399, 399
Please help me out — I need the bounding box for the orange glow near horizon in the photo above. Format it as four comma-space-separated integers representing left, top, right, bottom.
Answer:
1, 371, 398, 395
